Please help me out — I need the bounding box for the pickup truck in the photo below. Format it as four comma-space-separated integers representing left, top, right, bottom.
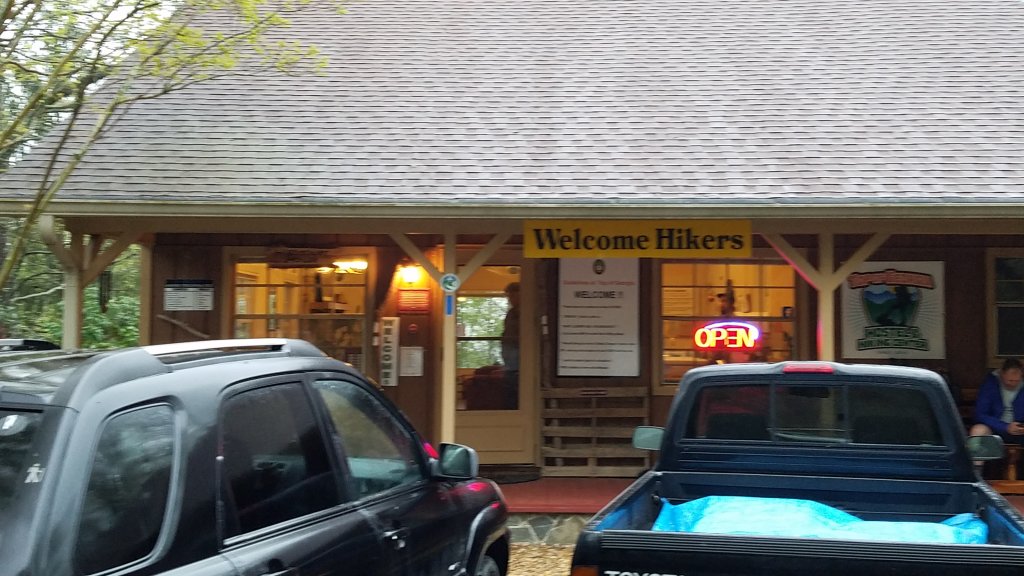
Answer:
571, 361, 1024, 576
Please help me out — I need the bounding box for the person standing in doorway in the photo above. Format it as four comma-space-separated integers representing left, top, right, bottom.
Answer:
500, 282, 520, 409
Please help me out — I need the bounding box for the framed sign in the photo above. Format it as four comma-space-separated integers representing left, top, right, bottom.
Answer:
841, 262, 945, 359
557, 258, 640, 376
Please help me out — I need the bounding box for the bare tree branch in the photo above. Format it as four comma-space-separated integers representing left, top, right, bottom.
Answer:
10, 282, 62, 302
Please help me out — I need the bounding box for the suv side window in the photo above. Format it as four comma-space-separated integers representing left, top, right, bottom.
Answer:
313, 379, 424, 498
75, 405, 175, 574
220, 382, 340, 536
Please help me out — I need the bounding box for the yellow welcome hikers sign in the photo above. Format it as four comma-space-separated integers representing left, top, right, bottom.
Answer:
523, 220, 752, 259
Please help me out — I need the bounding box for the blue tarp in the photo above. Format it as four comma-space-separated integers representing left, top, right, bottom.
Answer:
652, 496, 988, 544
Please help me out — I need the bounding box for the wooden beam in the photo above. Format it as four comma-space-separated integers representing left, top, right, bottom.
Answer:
440, 233, 458, 443
817, 233, 835, 361
826, 232, 891, 291
61, 267, 82, 349
765, 232, 889, 361
762, 232, 824, 289
38, 215, 81, 271
83, 228, 143, 285
457, 232, 512, 283
388, 232, 443, 282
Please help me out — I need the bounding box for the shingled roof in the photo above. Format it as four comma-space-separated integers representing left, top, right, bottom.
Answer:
3, 0, 1024, 219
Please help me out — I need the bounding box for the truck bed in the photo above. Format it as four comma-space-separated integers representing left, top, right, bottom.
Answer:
577, 471, 1024, 576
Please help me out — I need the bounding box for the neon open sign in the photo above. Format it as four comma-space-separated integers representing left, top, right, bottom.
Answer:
694, 321, 761, 351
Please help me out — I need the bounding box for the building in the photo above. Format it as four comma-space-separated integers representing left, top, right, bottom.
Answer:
1, 0, 1022, 477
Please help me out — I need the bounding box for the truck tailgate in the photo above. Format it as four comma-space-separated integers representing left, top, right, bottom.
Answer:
588, 530, 1024, 576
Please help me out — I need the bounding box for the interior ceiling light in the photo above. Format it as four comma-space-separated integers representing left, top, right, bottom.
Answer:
332, 259, 369, 274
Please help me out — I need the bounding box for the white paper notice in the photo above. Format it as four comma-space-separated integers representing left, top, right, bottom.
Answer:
558, 258, 640, 376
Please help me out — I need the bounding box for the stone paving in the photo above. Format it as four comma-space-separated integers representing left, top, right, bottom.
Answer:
507, 513, 590, 545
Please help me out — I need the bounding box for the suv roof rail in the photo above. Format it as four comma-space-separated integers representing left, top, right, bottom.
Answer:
0, 339, 61, 352
143, 338, 326, 362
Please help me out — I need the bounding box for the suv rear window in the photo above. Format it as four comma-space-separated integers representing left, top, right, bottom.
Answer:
684, 382, 943, 446
0, 409, 44, 515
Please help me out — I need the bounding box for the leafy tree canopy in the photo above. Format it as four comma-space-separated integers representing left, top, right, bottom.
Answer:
1, 0, 341, 289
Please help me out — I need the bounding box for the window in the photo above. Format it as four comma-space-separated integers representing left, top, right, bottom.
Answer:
75, 405, 175, 574
313, 379, 423, 498
683, 383, 942, 446
455, 265, 520, 410
0, 409, 43, 515
220, 383, 339, 536
994, 256, 1024, 357
456, 295, 507, 370
661, 261, 796, 386
232, 258, 368, 370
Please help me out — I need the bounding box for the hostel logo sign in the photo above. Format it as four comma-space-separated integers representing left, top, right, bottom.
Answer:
841, 262, 945, 359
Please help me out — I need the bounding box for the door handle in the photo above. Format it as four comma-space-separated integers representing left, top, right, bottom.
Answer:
383, 527, 409, 550
260, 559, 298, 576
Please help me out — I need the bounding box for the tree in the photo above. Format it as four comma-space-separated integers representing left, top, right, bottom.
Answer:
1, 241, 142, 347
0, 0, 339, 291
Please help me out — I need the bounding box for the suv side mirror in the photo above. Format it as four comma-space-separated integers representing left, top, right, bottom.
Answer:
967, 434, 1005, 460
633, 426, 664, 450
433, 443, 480, 479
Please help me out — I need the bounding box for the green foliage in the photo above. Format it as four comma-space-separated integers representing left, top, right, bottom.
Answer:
456, 296, 509, 369
31, 284, 141, 348
0, 221, 141, 348
1, 0, 342, 291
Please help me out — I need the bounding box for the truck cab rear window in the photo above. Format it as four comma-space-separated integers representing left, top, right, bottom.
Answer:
685, 383, 943, 446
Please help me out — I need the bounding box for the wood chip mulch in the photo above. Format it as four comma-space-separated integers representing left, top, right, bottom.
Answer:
508, 543, 575, 576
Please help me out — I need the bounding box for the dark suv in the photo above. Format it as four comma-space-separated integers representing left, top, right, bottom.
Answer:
0, 339, 509, 576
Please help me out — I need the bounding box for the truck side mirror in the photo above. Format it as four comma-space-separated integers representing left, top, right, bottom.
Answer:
434, 443, 480, 479
633, 426, 664, 450
967, 434, 1005, 460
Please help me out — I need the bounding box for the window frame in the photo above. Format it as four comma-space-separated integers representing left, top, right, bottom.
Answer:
987, 247, 1024, 363
655, 256, 800, 394
309, 374, 428, 500
679, 380, 947, 448
455, 293, 509, 370
222, 246, 374, 371
217, 376, 344, 542
73, 403, 177, 575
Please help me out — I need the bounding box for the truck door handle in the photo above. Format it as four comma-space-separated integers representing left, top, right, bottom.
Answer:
383, 527, 409, 550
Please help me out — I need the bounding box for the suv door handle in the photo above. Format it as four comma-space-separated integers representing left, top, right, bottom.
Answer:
260, 559, 298, 576
383, 526, 409, 550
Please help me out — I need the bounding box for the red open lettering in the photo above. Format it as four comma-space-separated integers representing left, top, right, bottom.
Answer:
693, 321, 761, 351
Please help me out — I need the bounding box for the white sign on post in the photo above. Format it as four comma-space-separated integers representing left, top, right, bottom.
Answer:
557, 258, 640, 376
379, 317, 400, 386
